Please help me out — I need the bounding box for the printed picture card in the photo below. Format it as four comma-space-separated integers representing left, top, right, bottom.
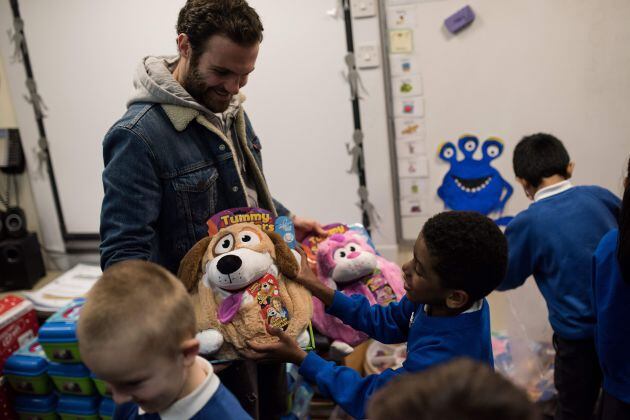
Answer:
392, 74, 423, 97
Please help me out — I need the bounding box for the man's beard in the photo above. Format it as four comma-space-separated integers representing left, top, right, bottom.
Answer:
182, 64, 231, 113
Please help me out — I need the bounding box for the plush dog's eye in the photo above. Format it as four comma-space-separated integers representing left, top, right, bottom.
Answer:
214, 234, 234, 255
239, 230, 260, 246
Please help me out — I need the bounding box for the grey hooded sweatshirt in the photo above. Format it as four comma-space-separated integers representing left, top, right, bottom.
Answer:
127, 55, 259, 206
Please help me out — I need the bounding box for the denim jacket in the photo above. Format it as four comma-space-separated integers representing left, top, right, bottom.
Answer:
100, 102, 290, 274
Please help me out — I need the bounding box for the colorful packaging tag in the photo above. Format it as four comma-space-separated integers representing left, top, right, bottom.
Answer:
301, 223, 349, 270
364, 269, 398, 306
207, 207, 275, 236
246, 274, 290, 331
274, 216, 296, 249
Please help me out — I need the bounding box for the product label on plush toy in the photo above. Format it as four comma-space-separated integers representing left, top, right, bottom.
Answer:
207, 207, 275, 236
246, 274, 290, 331
364, 269, 398, 306
301, 223, 350, 271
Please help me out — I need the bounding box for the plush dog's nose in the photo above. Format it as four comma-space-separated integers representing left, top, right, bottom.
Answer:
217, 254, 242, 275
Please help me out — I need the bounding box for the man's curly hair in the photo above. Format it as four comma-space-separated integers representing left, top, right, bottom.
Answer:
422, 211, 507, 302
176, 0, 263, 57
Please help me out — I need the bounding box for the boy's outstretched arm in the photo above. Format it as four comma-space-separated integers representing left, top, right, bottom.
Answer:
243, 328, 447, 420
293, 248, 413, 343
496, 217, 535, 291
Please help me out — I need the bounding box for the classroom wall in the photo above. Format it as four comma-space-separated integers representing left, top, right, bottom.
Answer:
0, 55, 41, 241
0, 0, 399, 259
2, 0, 629, 260
387, 0, 630, 240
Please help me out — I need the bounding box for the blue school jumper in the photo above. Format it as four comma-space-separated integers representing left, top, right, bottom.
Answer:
593, 229, 630, 404
298, 292, 493, 419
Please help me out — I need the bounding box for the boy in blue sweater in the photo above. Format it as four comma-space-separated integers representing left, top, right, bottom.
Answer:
77, 260, 251, 420
592, 156, 630, 420
497, 133, 620, 420
243, 211, 507, 419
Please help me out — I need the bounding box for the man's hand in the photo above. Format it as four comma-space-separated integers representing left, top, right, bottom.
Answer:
240, 327, 308, 365
292, 215, 327, 242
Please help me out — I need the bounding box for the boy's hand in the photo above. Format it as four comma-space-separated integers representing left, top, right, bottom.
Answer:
293, 246, 320, 289
241, 327, 307, 365
292, 246, 335, 307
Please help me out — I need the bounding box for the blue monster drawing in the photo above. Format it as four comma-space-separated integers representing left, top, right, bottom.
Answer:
437, 135, 513, 225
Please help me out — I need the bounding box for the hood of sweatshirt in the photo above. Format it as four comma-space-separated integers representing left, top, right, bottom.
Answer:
127, 55, 243, 130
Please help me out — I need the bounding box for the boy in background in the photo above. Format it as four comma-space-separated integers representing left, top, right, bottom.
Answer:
592, 156, 630, 420
77, 260, 251, 420
497, 133, 620, 420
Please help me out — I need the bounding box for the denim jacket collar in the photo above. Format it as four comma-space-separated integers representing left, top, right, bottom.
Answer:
161, 93, 246, 133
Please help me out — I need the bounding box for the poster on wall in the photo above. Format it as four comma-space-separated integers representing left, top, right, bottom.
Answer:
436, 135, 514, 225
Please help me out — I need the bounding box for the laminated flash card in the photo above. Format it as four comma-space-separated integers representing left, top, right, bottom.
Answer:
394, 96, 424, 117
396, 139, 426, 158
392, 74, 423, 97
386, 5, 417, 29
394, 117, 426, 141
389, 55, 420, 77
398, 156, 429, 178
389, 29, 413, 54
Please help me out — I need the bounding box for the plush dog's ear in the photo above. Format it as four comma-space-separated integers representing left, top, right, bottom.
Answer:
266, 230, 300, 278
177, 236, 212, 294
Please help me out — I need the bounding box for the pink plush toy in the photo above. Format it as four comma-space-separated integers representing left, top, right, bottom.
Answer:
313, 231, 405, 354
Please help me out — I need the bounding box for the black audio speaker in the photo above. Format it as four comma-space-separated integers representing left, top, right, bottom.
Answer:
5, 207, 27, 239
0, 210, 5, 241
0, 232, 46, 291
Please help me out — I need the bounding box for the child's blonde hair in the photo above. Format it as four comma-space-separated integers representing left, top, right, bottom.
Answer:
77, 260, 196, 357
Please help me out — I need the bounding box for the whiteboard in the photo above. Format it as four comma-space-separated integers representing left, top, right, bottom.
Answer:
384, 0, 630, 240
0, 1, 361, 240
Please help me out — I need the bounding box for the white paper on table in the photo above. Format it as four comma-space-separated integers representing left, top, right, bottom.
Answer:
24, 264, 101, 312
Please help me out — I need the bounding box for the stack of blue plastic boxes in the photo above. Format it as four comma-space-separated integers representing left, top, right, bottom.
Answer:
3, 299, 115, 419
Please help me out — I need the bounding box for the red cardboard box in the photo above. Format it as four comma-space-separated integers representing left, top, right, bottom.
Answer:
0, 377, 16, 420
0, 295, 39, 372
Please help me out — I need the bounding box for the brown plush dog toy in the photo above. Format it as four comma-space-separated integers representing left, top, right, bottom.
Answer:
178, 222, 313, 359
